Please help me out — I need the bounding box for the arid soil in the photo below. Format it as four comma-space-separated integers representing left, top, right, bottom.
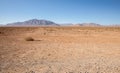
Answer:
0, 26, 120, 73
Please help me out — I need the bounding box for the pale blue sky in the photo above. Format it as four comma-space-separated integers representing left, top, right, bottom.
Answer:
0, 0, 120, 25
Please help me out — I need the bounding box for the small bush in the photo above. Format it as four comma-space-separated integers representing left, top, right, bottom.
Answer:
25, 37, 34, 41
0, 32, 1, 34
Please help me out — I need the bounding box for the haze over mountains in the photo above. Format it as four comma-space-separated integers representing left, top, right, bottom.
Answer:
1, 19, 120, 26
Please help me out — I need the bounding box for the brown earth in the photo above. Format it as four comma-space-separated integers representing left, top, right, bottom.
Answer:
0, 26, 120, 73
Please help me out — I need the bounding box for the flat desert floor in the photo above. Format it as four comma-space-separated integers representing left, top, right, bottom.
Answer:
0, 27, 120, 73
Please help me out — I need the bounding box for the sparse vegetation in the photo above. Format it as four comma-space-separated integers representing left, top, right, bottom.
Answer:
25, 37, 34, 41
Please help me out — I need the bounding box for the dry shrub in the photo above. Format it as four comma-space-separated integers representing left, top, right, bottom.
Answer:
25, 37, 34, 41
0, 31, 4, 34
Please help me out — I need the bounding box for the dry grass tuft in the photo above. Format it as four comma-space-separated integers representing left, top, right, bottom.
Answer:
25, 37, 34, 41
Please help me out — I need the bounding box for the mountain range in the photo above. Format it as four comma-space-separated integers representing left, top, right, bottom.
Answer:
1, 19, 119, 27
74, 23, 101, 27
7, 19, 59, 26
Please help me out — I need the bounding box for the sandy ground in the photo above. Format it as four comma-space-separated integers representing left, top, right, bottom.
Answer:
0, 26, 120, 73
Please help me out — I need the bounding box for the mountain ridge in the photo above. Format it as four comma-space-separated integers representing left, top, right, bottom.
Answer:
2, 19, 120, 27
7, 19, 59, 26
74, 23, 101, 27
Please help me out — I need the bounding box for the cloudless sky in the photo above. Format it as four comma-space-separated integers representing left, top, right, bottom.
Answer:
0, 0, 120, 25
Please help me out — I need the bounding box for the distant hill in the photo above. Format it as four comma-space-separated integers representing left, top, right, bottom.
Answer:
108, 24, 120, 27
7, 19, 59, 26
74, 23, 101, 27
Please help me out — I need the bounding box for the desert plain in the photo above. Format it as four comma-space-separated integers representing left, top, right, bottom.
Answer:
0, 26, 120, 73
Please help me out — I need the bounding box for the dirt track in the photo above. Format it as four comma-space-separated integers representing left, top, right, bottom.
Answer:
0, 27, 120, 73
